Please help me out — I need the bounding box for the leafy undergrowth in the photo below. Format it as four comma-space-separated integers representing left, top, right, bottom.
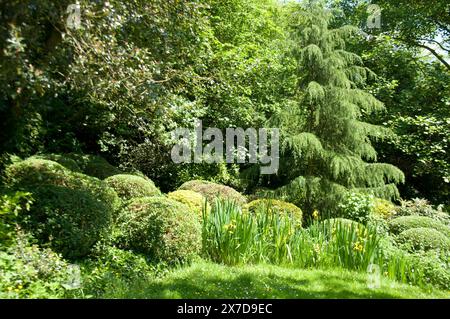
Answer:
96, 260, 449, 299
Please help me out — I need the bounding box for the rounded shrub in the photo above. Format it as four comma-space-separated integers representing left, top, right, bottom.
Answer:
179, 180, 246, 206
66, 154, 122, 179
388, 216, 450, 237
24, 185, 114, 259
117, 197, 201, 264
3, 158, 72, 188
337, 192, 374, 223
3, 158, 120, 259
397, 228, 450, 252
246, 199, 303, 227
372, 198, 396, 219
104, 174, 161, 201
29, 154, 81, 172
167, 190, 208, 218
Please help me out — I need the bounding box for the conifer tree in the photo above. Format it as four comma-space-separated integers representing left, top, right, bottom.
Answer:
274, 2, 404, 216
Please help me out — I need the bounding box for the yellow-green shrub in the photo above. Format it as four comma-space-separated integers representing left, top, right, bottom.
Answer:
168, 190, 208, 218
397, 228, 450, 252
372, 198, 396, 219
104, 174, 161, 200
179, 180, 246, 206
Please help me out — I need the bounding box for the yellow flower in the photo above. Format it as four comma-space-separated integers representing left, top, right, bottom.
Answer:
18, 285, 23, 290
313, 243, 321, 254
353, 242, 363, 252
7, 287, 13, 291
312, 210, 319, 220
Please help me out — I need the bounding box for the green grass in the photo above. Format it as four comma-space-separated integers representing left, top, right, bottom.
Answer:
97, 260, 450, 299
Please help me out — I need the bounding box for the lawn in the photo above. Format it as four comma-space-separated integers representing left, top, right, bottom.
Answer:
98, 260, 450, 299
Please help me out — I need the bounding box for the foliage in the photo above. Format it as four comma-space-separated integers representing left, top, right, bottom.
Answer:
372, 198, 396, 219
388, 216, 450, 237
0, 191, 33, 247
246, 199, 303, 227
337, 192, 375, 223
396, 228, 450, 252
73, 155, 122, 180
117, 197, 201, 264
0, 232, 73, 299
104, 174, 161, 201
167, 190, 208, 218
19, 185, 114, 259
274, 2, 404, 216
29, 154, 81, 172
179, 180, 247, 205
395, 198, 450, 225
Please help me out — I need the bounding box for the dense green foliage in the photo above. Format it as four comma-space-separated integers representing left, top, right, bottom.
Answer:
117, 197, 201, 264
179, 180, 247, 205
389, 216, 450, 237
167, 190, 208, 218
0, 0, 449, 299
104, 174, 161, 201
396, 228, 450, 252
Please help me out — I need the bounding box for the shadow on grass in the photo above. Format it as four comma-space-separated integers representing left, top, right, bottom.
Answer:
113, 265, 416, 299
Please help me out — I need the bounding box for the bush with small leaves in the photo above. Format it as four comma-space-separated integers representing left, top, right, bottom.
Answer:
389, 216, 450, 237
179, 180, 246, 206
104, 174, 161, 201
3, 158, 120, 258
0, 232, 74, 299
66, 154, 122, 179
246, 199, 303, 227
29, 154, 81, 172
117, 197, 201, 264
337, 192, 375, 223
395, 198, 450, 225
397, 228, 450, 252
167, 190, 208, 218
372, 198, 396, 219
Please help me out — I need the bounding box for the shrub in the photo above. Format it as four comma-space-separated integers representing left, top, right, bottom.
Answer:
372, 198, 396, 219
167, 190, 208, 218
0, 233, 74, 298
397, 228, 450, 252
395, 198, 450, 225
3, 158, 120, 258
179, 180, 246, 205
104, 174, 161, 201
3, 158, 72, 188
66, 154, 122, 179
29, 154, 81, 172
388, 216, 450, 237
246, 199, 303, 227
0, 191, 33, 247
117, 197, 201, 264
337, 192, 375, 223
24, 185, 114, 259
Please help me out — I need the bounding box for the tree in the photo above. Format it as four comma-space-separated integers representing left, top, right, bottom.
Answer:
274, 2, 404, 216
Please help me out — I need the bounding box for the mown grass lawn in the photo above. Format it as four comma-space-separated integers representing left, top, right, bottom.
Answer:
99, 260, 450, 299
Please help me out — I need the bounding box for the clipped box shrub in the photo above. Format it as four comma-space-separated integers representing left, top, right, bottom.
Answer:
29, 154, 81, 172
21, 185, 114, 259
3, 158, 73, 188
388, 215, 450, 237
66, 153, 122, 179
246, 199, 303, 227
395, 198, 450, 225
117, 197, 201, 264
167, 190, 208, 218
397, 228, 450, 252
179, 180, 246, 206
104, 174, 161, 201
3, 158, 120, 259
372, 198, 396, 219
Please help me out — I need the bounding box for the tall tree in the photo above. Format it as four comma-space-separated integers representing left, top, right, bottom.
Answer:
275, 2, 404, 215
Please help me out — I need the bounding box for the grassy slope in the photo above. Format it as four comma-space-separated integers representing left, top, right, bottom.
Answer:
100, 260, 450, 299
